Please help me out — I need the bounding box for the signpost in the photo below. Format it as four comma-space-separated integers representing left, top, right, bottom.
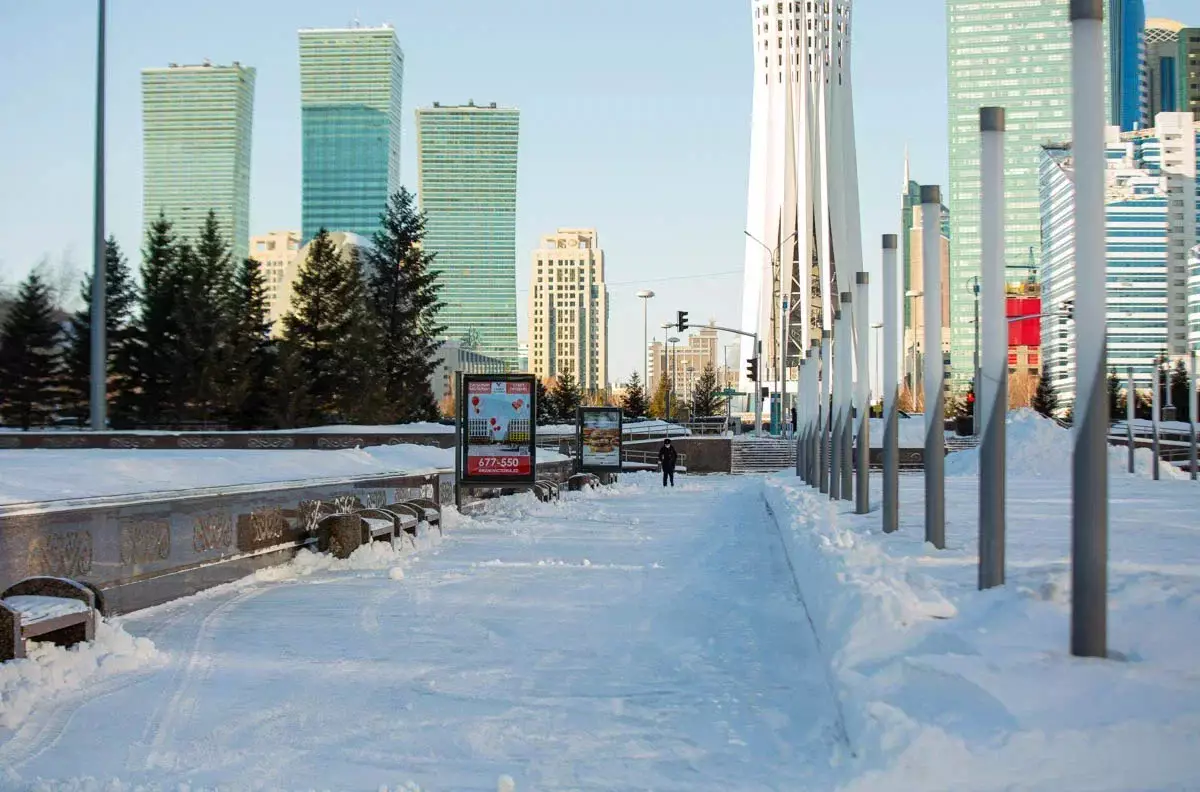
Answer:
577, 406, 623, 474
458, 374, 538, 494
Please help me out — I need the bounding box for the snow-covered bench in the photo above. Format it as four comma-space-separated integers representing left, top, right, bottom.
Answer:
399, 498, 441, 534
567, 473, 601, 492
532, 481, 560, 502
0, 577, 97, 663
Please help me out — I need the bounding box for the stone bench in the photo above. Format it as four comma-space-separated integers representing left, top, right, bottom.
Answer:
401, 498, 442, 534
567, 473, 601, 492
1, 577, 97, 663
531, 480, 560, 502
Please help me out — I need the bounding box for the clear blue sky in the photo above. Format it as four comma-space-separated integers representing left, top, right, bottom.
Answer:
0, 0, 1193, 382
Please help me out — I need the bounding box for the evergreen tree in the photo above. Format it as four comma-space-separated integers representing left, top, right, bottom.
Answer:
176, 212, 236, 424
269, 339, 312, 429
0, 272, 62, 430
535, 379, 551, 425
621, 370, 648, 418
60, 236, 138, 425
218, 258, 275, 428
1170, 359, 1190, 423
336, 245, 387, 424
281, 229, 381, 424
364, 189, 446, 423
127, 213, 185, 426
649, 375, 673, 419
1032, 368, 1059, 417
691, 362, 724, 417
1107, 368, 1123, 422
550, 372, 582, 423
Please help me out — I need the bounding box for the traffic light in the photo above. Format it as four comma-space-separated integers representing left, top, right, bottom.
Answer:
677, 310, 689, 331
746, 357, 758, 382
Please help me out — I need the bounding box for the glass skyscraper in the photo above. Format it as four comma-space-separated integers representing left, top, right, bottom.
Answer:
1110, 0, 1146, 131
416, 102, 520, 366
299, 25, 403, 243
945, 0, 1114, 390
141, 62, 255, 262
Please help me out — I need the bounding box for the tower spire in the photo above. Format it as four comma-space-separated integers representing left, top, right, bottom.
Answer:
903, 143, 910, 188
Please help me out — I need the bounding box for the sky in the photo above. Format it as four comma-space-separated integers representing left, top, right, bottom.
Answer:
0, 0, 1194, 384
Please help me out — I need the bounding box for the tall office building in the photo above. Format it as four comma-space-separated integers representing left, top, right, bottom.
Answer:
945, 0, 1120, 390
528, 229, 609, 392
900, 176, 951, 393
1039, 115, 1200, 407
1110, 0, 1146, 131
299, 25, 403, 243
649, 325, 720, 404
416, 102, 520, 365
142, 62, 255, 262
1147, 20, 1184, 120
249, 230, 301, 332
1180, 28, 1200, 120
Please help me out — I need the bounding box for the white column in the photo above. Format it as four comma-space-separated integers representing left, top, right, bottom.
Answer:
921, 185, 945, 549
840, 291, 854, 501
855, 272, 870, 514
820, 329, 831, 494
882, 234, 900, 533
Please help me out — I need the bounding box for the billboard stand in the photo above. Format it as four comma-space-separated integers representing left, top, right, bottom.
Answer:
454, 372, 463, 511
577, 406, 624, 476
458, 374, 539, 497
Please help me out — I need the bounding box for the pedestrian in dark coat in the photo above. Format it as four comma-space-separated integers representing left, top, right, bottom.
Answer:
658, 439, 678, 487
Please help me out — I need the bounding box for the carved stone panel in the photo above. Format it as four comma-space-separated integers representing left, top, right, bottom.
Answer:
236, 506, 304, 553
177, 436, 226, 449
27, 530, 94, 578
192, 511, 234, 554
246, 437, 296, 449
119, 519, 171, 565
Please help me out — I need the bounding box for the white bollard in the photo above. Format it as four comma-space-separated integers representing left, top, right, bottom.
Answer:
921, 185, 945, 549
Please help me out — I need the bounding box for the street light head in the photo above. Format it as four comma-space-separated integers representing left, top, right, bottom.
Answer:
668, 337, 680, 344
905, 290, 923, 298
637, 290, 655, 299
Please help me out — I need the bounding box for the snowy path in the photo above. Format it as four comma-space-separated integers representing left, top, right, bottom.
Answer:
3, 475, 844, 791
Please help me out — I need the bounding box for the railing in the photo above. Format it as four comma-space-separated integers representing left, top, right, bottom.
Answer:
622, 449, 687, 468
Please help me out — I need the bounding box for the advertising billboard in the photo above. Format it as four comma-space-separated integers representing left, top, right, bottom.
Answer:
459, 374, 537, 486
577, 407, 623, 473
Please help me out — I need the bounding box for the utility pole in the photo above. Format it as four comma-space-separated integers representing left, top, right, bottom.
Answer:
90, 0, 108, 431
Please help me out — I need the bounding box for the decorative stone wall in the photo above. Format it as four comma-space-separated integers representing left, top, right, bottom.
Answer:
0, 432, 455, 451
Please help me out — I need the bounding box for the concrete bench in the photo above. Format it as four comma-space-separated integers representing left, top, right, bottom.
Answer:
567, 473, 601, 492
1, 577, 97, 663
531, 480, 560, 502
400, 498, 442, 534
382, 503, 424, 545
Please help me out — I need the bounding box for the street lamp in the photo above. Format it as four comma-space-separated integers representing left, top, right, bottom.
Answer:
968, 275, 981, 434
667, 336, 680, 422
90, 0, 108, 431
905, 289, 924, 402
745, 229, 799, 414
637, 290, 655, 393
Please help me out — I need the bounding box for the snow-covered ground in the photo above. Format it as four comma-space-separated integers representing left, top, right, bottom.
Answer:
0, 475, 845, 791
765, 410, 1200, 790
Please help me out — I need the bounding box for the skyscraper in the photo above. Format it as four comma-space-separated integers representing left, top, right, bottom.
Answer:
249, 230, 301, 333
416, 102, 520, 365
945, 0, 1105, 390
528, 229, 609, 392
1146, 19, 1184, 119
900, 168, 951, 392
142, 62, 255, 262
740, 0, 862, 396
299, 25, 403, 243
1110, 0, 1146, 131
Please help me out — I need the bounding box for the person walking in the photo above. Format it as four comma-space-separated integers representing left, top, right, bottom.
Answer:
658, 438, 678, 487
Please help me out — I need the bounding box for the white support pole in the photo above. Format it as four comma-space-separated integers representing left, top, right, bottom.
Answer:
1069, 0, 1108, 659
882, 234, 900, 533
979, 107, 1007, 590
1191, 351, 1198, 481
1127, 367, 1135, 475
830, 303, 843, 501
921, 184, 945, 549
797, 357, 807, 477
811, 338, 821, 483
1152, 362, 1161, 481
840, 291, 854, 501
820, 329, 832, 494
855, 273, 870, 514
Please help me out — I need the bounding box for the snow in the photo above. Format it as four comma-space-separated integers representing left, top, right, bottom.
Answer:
0, 475, 846, 791
764, 437, 1200, 789
863, 415, 927, 448
287, 422, 455, 435
0, 621, 164, 731
2, 597, 91, 624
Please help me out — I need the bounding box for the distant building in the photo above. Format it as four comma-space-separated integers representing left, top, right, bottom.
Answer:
900, 164, 951, 392
250, 231, 301, 331
528, 229, 609, 392
142, 61, 255, 262
517, 342, 529, 374
1110, 0, 1147, 131
1145, 20, 1200, 123
299, 25, 403, 243
275, 231, 371, 337
431, 340, 508, 413
416, 102, 520, 365
1040, 114, 1200, 406
649, 325, 719, 405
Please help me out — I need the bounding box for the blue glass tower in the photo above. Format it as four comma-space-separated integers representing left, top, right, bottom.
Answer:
1110, 0, 1146, 131
299, 26, 403, 243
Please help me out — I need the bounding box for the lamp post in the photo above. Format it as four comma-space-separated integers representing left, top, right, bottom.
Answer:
745, 229, 799, 413
637, 290, 655, 394
667, 335, 680, 423
905, 289, 924, 407
90, 0, 107, 431
968, 275, 981, 435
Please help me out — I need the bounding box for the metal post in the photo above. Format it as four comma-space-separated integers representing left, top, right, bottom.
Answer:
89, 0, 107, 432
1191, 351, 1198, 481
1152, 362, 1161, 481
1127, 367, 1135, 474
840, 292, 854, 501
454, 372, 464, 512
882, 235, 900, 532
810, 338, 821, 484
855, 273, 870, 514
1070, 0, 1108, 659
979, 107, 1007, 590
830, 305, 843, 501
921, 184, 945, 549
820, 330, 831, 494
781, 295, 789, 436
797, 357, 806, 477
973, 280, 981, 436
754, 336, 763, 437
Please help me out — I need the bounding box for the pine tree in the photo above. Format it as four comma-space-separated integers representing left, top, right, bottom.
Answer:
621, 370, 648, 418
1032, 368, 1059, 417
691, 362, 724, 417
550, 372, 582, 423
217, 258, 275, 428
0, 272, 63, 430
281, 229, 381, 424
60, 236, 138, 425
269, 339, 311, 429
128, 213, 185, 426
176, 211, 236, 424
364, 189, 446, 423
1170, 359, 1190, 423
649, 375, 673, 419
535, 379, 551, 425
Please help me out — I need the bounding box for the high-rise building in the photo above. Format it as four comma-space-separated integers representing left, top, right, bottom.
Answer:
249, 231, 301, 332
1146, 20, 1185, 120
416, 102, 520, 365
740, 0, 863, 398
299, 25, 403, 243
1039, 115, 1200, 407
901, 190, 951, 393
649, 325, 721, 405
1110, 0, 1147, 131
1181, 28, 1200, 120
944, 1, 1125, 390
1189, 244, 1200, 349
142, 62, 255, 262
528, 229, 609, 392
